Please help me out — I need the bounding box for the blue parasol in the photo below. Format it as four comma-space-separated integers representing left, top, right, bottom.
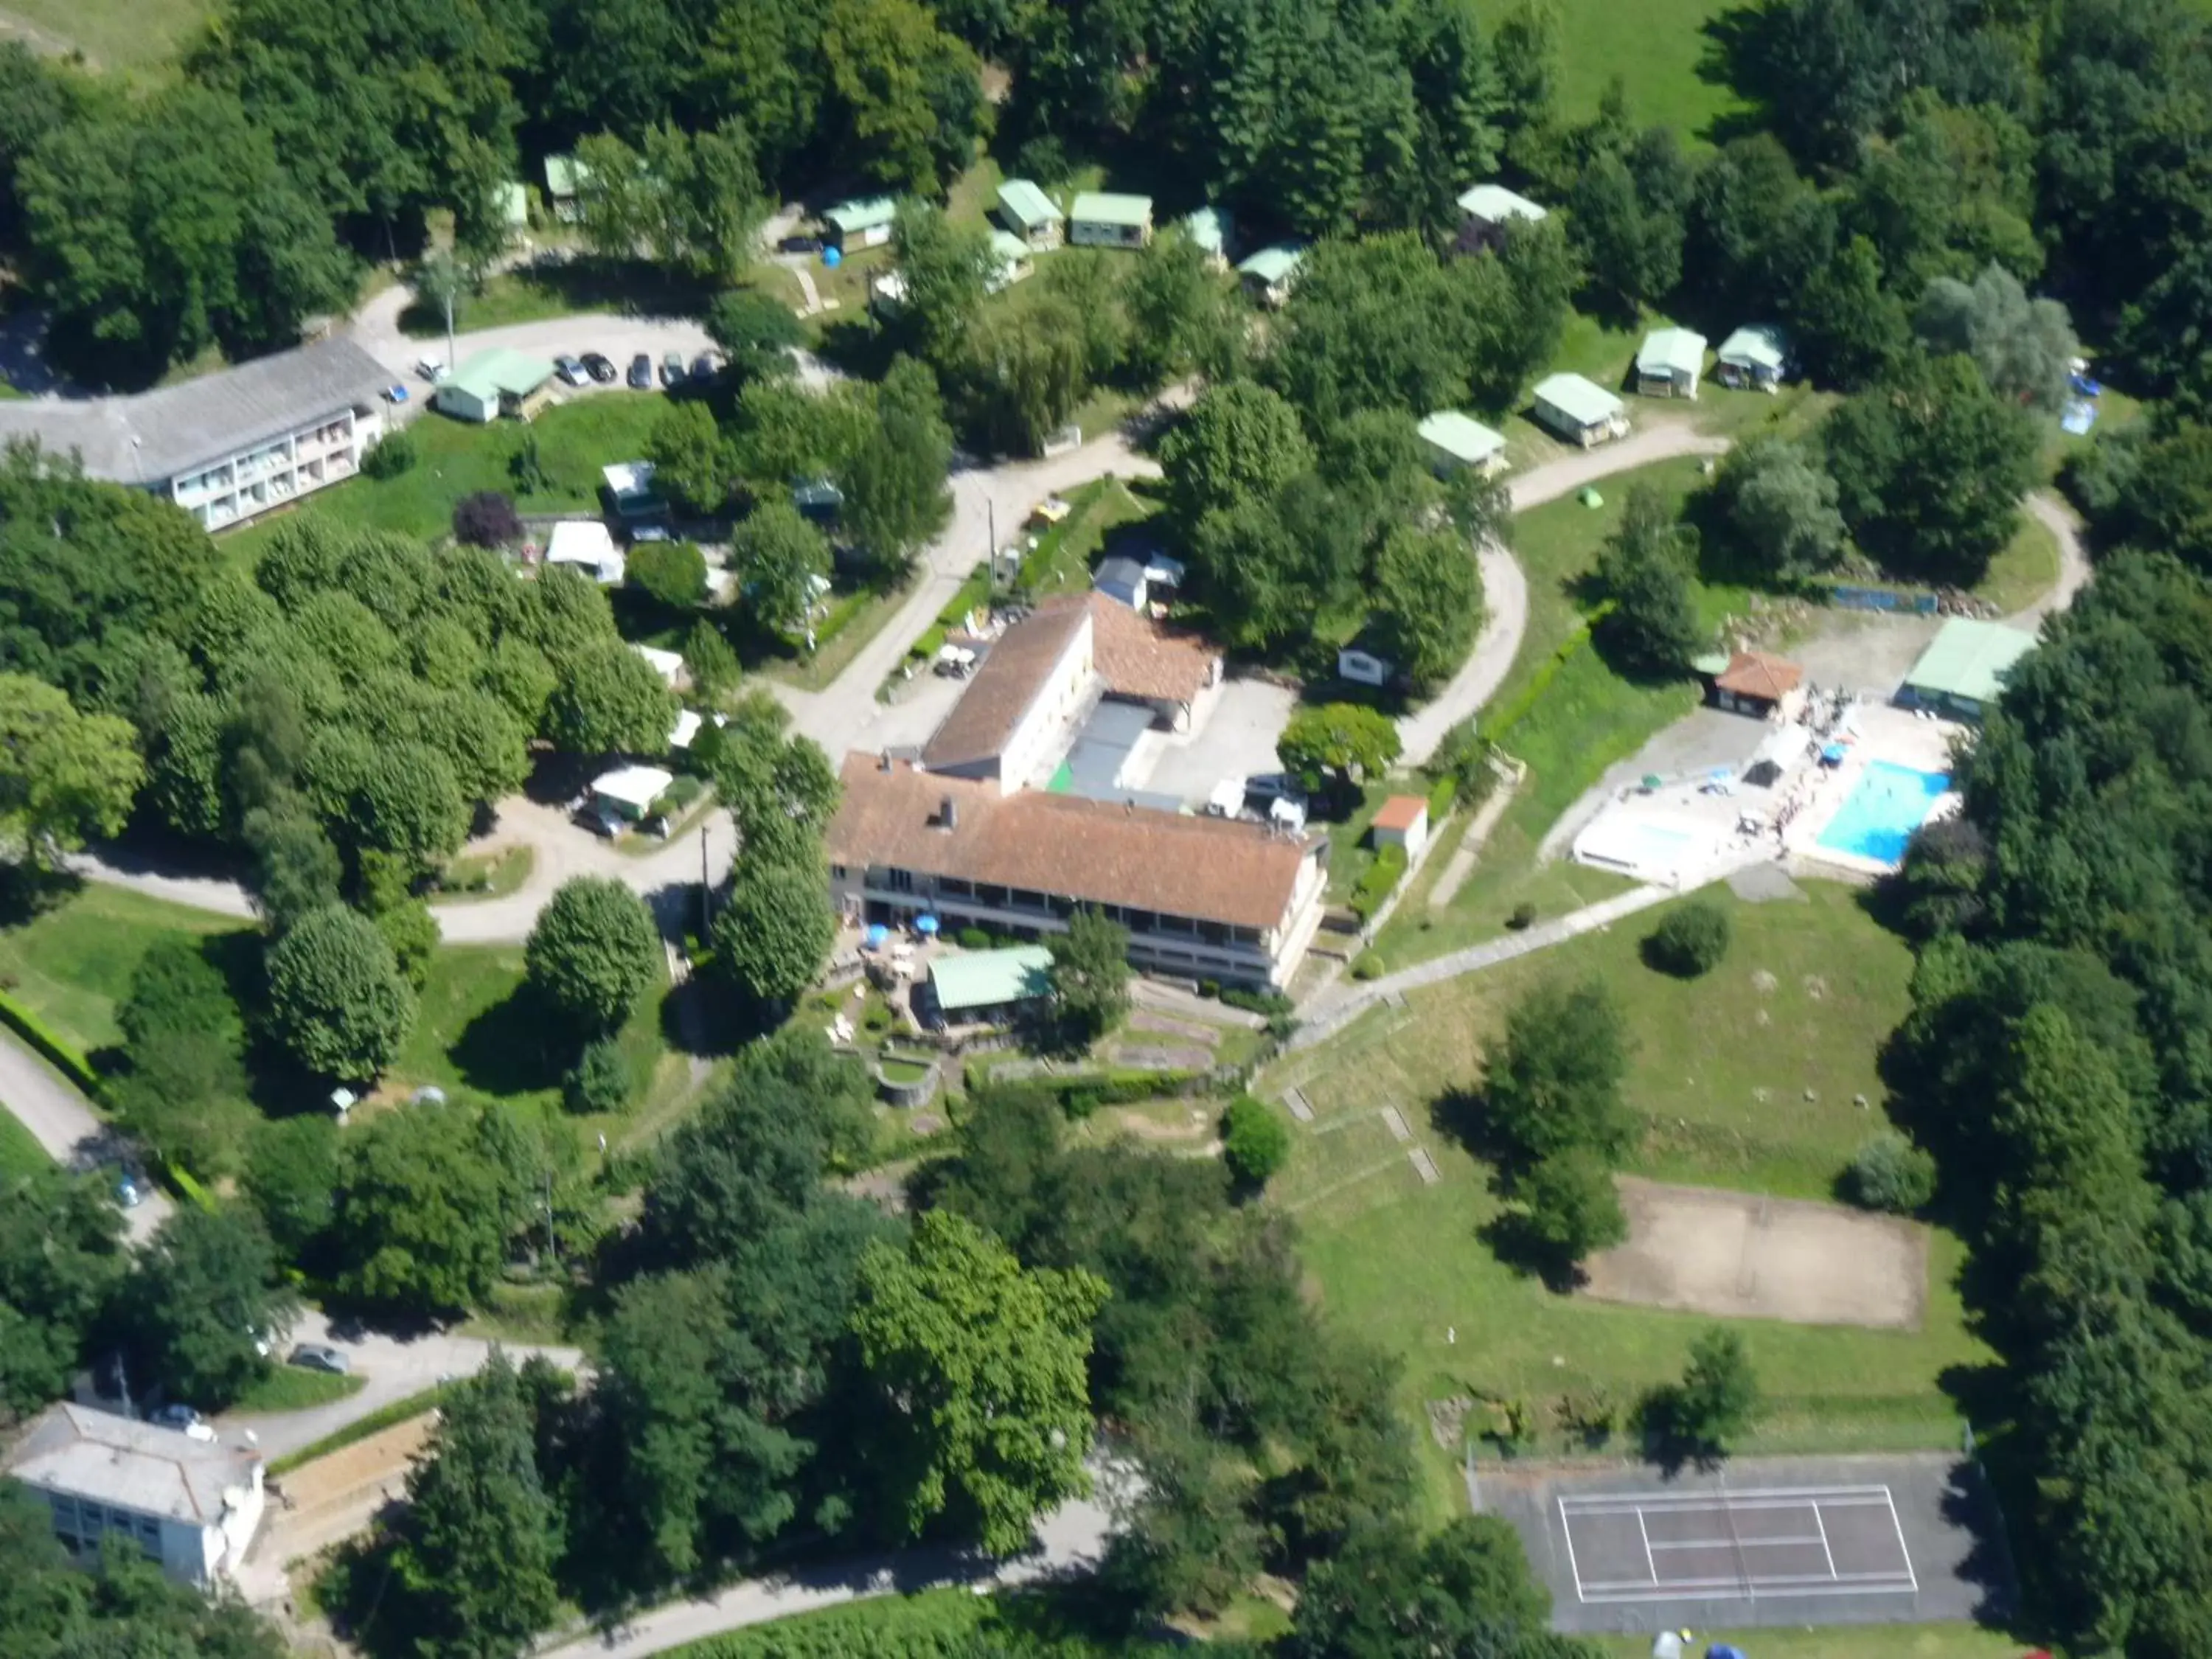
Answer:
865, 924, 889, 950
915, 914, 940, 936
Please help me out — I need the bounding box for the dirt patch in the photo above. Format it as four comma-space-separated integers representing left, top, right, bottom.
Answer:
1581, 1178, 1928, 1330
257, 1416, 436, 1570
1725, 863, 1806, 904
1107, 1041, 1216, 1071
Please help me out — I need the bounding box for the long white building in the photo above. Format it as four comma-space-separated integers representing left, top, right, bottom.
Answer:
0, 338, 392, 530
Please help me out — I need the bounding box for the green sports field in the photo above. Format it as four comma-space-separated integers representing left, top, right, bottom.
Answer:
1557, 0, 1747, 139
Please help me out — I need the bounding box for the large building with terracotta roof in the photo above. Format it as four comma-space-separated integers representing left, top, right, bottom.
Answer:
830, 753, 1326, 988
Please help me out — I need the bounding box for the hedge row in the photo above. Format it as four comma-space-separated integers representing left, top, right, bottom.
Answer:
966, 1068, 1207, 1117
1482, 599, 1614, 743
0, 987, 101, 1094
1349, 844, 1409, 924
905, 563, 995, 664
664, 1587, 1122, 1659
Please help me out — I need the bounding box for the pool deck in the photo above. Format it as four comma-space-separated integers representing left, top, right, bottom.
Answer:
1567, 699, 1964, 887
1786, 704, 1961, 877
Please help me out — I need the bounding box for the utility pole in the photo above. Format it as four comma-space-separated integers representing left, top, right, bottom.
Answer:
700, 823, 712, 938
444, 286, 457, 378
543, 1168, 558, 1268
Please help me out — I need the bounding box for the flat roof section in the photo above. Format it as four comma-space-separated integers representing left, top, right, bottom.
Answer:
930, 945, 1054, 1011
1902, 618, 2037, 706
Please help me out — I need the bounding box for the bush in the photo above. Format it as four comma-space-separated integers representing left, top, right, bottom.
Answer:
956, 927, 992, 950
1220, 987, 1293, 1018
451, 490, 521, 548
1350, 951, 1385, 981
911, 624, 947, 661
1843, 1132, 1937, 1213
1350, 844, 1409, 923
630, 539, 709, 609
361, 429, 417, 479
564, 1038, 634, 1114
1643, 901, 1732, 978
1506, 902, 1537, 931
1221, 1096, 1291, 1188
1426, 773, 1458, 819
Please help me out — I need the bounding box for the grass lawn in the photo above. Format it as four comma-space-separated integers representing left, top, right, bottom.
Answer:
218, 394, 672, 554
1556, 0, 1747, 141
1972, 511, 2060, 616
0, 1103, 51, 1178
1, 0, 206, 71
430, 845, 535, 905
757, 573, 917, 693
1593, 1627, 2028, 1659
0, 885, 249, 1056
232, 1365, 365, 1413
1018, 476, 1161, 596
1268, 878, 1978, 1519
390, 942, 677, 1152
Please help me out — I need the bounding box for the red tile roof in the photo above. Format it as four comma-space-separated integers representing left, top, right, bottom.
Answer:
1371, 796, 1428, 833
1715, 650, 1803, 702
830, 754, 1314, 931
920, 603, 1090, 771
1037, 593, 1217, 706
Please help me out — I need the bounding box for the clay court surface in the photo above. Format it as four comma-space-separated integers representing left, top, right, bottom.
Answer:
256, 1416, 433, 1571
1480, 1453, 2009, 1635
1581, 1178, 1928, 1329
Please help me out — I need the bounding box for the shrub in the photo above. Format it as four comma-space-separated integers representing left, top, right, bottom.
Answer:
361, 429, 417, 479
1351, 951, 1385, 981
1506, 902, 1537, 931
957, 927, 992, 950
1350, 844, 1408, 923
1643, 901, 1732, 977
564, 1038, 634, 1114
1220, 987, 1293, 1018
911, 624, 947, 661
1221, 1096, 1291, 1188
1427, 773, 1458, 819
629, 539, 709, 609
452, 490, 522, 548
1844, 1132, 1937, 1213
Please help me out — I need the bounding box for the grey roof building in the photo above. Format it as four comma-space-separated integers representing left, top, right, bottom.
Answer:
6, 1404, 268, 1586
0, 337, 394, 530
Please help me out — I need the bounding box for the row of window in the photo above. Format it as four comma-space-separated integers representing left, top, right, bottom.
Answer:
48, 1491, 162, 1550
853, 867, 1265, 947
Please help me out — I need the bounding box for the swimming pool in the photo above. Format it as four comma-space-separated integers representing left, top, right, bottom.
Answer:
1816, 761, 1951, 865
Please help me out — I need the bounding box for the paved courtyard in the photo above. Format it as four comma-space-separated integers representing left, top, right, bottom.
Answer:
1133, 677, 1298, 807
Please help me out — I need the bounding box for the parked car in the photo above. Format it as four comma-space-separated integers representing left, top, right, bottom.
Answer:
777, 234, 822, 254
288, 1343, 351, 1375
414, 356, 449, 383
580, 352, 616, 384
554, 355, 591, 387
151, 1404, 207, 1434
112, 1175, 143, 1209
628, 522, 672, 544
659, 351, 686, 387
1243, 773, 1308, 807
381, 383, 410, 404
627, 352, 653, 389
690, 352, 718, 382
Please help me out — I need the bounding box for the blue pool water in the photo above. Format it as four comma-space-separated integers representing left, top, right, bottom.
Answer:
1817, 761, 1951, 865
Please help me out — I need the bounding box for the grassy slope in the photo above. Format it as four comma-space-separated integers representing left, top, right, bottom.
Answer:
1270, 881, 1983, 1520
0, 1102, 50, 1178
1557, 0, 1746, 140
0, 885, 248, 1055
1594, 1628, 2025, 1659
0, 0, 206, 71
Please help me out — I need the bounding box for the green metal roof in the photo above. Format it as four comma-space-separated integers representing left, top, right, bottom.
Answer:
1903, 619, 2037, 706
1417, 410, 1505, 464
930, 946, 1054, 1012
1637, 327, 1708, 378
1718, 325, 1787, 372
825, 196, 897, 234
1691, 651, 1733, 678
1182, 206, 1231, 255
543, 155, 591, 197
445, 348, 554, 401
1071, 192, 1153, 228
1237, 243, 1304, 283
997, 179, 1061, 230
1533, 372, 1624, 427
1455, 183, 1547, 223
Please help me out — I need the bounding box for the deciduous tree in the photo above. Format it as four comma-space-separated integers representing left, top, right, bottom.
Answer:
0, 673, 142, 867
851, 1210, 1108, 1554
731, 501, 832, 635
116, 1206, 294, 1410
264, 903, 414, 1081
1278, 704, 1404, 800
1593, 485, 1703, 675
526, 876, 663, 1037
1374, 522, 1484, 688
845, 357, 953, 574
1477, 975, 1632, 1166
1047, 908, 1131, 1048
714, 863, 835, 1006
543, 641, 681, 757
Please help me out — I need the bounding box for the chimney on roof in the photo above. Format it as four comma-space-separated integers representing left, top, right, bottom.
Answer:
939, 794, 957, 831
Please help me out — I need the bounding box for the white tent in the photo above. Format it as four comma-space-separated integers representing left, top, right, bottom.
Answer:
546, 520, 625, 585
631, 643, 684, 686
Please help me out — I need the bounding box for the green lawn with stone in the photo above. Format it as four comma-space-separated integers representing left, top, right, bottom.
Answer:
1265, 880, 1982, 1522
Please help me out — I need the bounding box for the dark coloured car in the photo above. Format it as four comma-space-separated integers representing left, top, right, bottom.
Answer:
288, 1343, 352, 1375
580, 352, 616, 384
777, 234, 822, 254
691, 352, 718, 382
659, 351, 686, 387
627, 352, 653, 389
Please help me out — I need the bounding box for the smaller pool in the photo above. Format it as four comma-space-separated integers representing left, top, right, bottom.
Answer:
1817, 761, 1951, 865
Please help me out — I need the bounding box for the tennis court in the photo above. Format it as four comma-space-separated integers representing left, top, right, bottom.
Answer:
1478, 1453, 2011, 1635
1560, 1484, 1917, 1604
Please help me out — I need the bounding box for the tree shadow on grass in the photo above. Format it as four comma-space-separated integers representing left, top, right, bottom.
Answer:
1477, 1208, 1592, 1294
451, 982, 567, 1098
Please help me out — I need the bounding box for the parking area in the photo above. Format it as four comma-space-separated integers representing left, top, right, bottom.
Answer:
1480, 1453, 2010, 1637
1133, 677, 1299, 807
